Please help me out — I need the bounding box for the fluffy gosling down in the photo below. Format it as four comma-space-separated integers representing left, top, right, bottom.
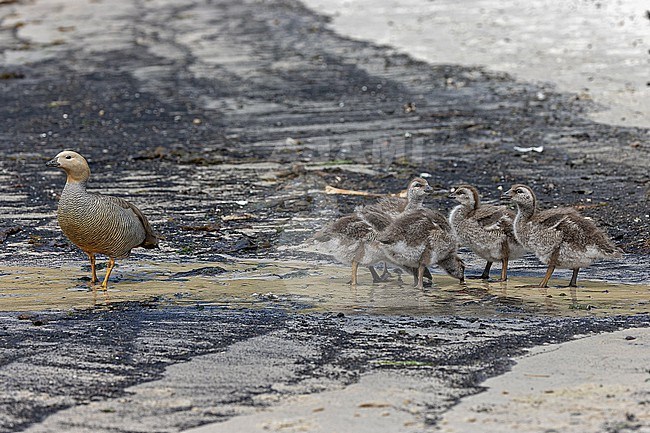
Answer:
378, 198, 465, 289
46, 151, 159, 289
311, 178, 431, 285
449, 185, 524, 281
504, 184, 621, 287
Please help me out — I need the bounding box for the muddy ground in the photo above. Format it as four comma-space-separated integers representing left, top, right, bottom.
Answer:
0, 308, 648, 433
0, 0, 648, 262
0, 0, 649, 432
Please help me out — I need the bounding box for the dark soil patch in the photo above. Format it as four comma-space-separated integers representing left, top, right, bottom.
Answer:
0, 0, 647, 267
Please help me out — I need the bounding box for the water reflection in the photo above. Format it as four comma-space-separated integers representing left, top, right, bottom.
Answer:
0, 260, 648, 317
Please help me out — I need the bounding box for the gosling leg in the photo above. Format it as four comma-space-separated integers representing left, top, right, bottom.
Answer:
368, 266, 383, 283
351, 260, 359, 286
410, 266, 432, 286
539, 264, 555, 288
379, 262, 391, 281
468, 261, 492, 280
568, 268, 579, 287
411, 267, 418, 285
500, 257, 509, 282
423, 266, 433, 281
101, 257, 116, 291
480, 261, 492, 279
415, 264, 425, 290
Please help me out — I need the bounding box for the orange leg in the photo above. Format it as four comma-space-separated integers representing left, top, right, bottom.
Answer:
539, 264, 555, 288
87, 253, 98, 285
101, 257, 116, 290
415, 264, 425, 289
500, 257, 509, 281
351, 260, 359, 286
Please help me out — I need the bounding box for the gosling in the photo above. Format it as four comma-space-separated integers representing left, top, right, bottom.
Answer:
378, 205, 464, 289
504, 184, 621, 287
312, 178, 431, 285
449, 185, 523, 281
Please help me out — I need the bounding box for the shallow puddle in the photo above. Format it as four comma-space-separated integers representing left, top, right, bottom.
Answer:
0, 259, 648, 317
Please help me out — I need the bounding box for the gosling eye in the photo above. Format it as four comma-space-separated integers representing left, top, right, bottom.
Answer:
65, 155, 72, 160
516, 188, 524, 194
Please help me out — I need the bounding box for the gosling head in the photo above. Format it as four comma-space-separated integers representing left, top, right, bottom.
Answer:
449, 185, 479, 209
439, 254, 465, 282
503, 184, 536, 210
406, 177, 432, 202
46, 150, 91, 183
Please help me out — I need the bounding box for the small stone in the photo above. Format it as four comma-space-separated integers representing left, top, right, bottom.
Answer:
403, 102, 416, 113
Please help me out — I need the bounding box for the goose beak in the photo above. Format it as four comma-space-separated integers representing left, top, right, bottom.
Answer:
45, 158, 60, 168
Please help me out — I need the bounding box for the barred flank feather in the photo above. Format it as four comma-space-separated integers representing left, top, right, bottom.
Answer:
58, 183, 159, 258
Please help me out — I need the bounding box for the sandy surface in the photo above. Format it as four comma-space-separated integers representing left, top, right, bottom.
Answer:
182, 370, 439, 433
439, 327, 650, 433
11, 308, 646, 433
182, 328, 650, 433
303, 0, 650, 128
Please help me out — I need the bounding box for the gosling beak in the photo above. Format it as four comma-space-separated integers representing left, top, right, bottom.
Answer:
45, 158, 60, 168
501, 188, 514, 200
424, 185, 433, 193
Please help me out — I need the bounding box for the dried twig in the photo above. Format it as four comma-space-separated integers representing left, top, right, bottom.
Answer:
324, 185, 406, 198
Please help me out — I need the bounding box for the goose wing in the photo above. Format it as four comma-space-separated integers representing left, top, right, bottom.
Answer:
357, 206, 394, 232
473, 205, 512, 228
379, 210, 440, 245
537, 208, 619, 255
97, 194, 159, 248
370, 197, 407, 217
314, 214, 372, 242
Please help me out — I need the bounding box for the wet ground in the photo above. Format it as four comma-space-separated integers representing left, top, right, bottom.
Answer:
0, 0, 649, 431
0, 260, 649, 316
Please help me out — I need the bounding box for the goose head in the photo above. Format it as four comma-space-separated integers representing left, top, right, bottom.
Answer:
46, 150, 91, 183
449, 185, 480, 209
406, 177, 432, 203
503, 184, 536, 210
